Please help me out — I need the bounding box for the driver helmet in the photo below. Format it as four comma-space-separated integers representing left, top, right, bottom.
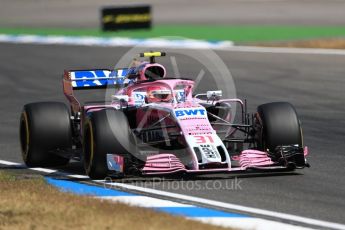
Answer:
146, 86, 172, 103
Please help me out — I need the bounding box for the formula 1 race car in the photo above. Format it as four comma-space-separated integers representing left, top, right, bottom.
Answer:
19, 52, 310, 179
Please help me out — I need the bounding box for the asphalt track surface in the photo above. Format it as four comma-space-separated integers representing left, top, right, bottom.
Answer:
0, 43, 345, 226
1, 0, 345, 27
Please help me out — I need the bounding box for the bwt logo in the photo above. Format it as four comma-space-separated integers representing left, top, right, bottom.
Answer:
133, 92, 146, 101
174, 109, 206, 117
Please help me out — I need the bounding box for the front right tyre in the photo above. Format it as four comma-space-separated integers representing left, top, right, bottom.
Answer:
256, 102, 303, 151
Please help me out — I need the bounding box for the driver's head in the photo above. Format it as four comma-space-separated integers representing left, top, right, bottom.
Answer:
147, 86, 172, 103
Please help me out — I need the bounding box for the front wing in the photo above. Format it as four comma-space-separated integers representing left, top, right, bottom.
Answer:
106, 147, 309, 176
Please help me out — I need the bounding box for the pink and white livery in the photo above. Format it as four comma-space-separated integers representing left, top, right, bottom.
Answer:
19, 52, 310, 179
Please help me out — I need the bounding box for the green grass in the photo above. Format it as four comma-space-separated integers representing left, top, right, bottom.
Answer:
1, 25, 345, 43
0, 171, 16, 181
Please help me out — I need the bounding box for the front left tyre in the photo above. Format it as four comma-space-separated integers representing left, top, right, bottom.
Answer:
19, 102, 72, 167
83, 109, 135, 179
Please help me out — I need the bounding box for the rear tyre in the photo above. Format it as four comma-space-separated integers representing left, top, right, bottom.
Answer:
257, 102, 303, 151
19, 102, 72, 167
83, 109, 135, 179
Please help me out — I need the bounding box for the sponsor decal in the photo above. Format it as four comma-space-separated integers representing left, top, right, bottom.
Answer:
133, 92, 146, 103
174, 108, 206, 118
112, 14, 151, 24
106, 154, 124, 172
200, 144, 218, 159
70, 69, 128, 88
175, 90, 185, 102
101, 5, 151, 31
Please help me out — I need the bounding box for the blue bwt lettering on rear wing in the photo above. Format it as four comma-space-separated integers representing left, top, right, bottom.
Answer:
63, 68, 131, 113
67, 69, 129, 89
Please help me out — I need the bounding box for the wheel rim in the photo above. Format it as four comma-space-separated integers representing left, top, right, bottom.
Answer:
20, 112, 30, 161
84, 121, 94, 174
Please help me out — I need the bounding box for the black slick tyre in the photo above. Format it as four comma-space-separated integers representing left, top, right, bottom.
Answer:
83, 109, 134, 179
257, 102, 303, 151
19, 102, 72, 167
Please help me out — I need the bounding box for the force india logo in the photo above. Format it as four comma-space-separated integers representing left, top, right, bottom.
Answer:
174, 109, 206, 118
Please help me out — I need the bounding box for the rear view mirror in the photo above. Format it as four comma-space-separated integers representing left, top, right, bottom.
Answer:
207, 90, 222, 99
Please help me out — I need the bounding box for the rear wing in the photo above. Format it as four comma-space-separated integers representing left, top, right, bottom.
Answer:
63, 69, 128, 113
64, 69, 128, 90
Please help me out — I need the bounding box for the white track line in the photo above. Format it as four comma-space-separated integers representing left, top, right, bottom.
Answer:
1, 159, 345, 230
222, 45, 345, 55
99, 197, 312, 230
0, 34, 233, 50
99, 196, 193, 208
104, 182, 345, 230
0, 160, 89, 179
0, 160, 22, 166
1, 34, 345, 55
30, 167, 57, 174
194, 217, 312, 230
